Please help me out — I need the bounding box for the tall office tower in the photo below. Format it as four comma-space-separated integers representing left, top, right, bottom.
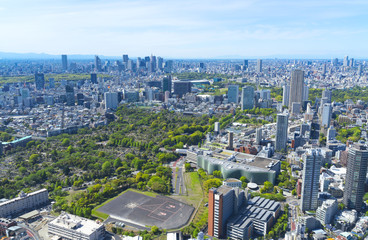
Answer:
321, 103, 332, 128
343, 56, 349, 67
162, 76, 172, 94
61, 54, 68, 71
302, 84, 309, 102
199, 62, 205, 69
228, 85, 239, 103
301, 149, 322, 212
127, 60, 136, 71
322, 89, 332, 103
208, 186, 245, 239
255, 128, 262, 145
164, 60, 173, 73
282, 85, 290, 107
241, 86, 254, 110
35, 73, 45, 90
289, 69, 304, 112
243, 60, 248, 69
122, 54, 129, 63
275, 113, 288, 152
65, 85, 75, 106
95, 55, 102, 72
343, 145, 368, 211
331, 58, 338, 66
157, 57, 163, 70
349, 58, 354, 67
358, 64, 363, 76
150, 55, 156, 72
91, 73, 98, 84
49, 78, 55, 89
104, 92, 119, 110
256, 59, 262, 73
322, 63, 326, 75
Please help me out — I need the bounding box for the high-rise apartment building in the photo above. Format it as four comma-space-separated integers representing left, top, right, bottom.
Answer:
301, 149, 322, 212
241, 86, 254, 110
289, 70, 304, 112
228, 85, 239, 104
61, 54, 68, 71
282, 85, 290, 107
343, 145, 368, 211
35, 73, 45, 90
322, 89, 332, 103
91, 73, 98, 84
275, 113, 288, 152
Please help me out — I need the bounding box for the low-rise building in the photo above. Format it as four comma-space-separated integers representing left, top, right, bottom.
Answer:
48, 212, 105, 240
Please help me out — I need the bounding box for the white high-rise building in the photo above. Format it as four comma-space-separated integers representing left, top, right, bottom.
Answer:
343, 56, 349, 67
301, 149, 322, 212
275, 114, 288, 152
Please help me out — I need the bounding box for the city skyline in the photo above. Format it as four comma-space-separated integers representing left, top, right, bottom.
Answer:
0, 0, 367, 58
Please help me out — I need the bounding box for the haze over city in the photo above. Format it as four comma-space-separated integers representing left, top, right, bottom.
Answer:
0, 0, 368, 58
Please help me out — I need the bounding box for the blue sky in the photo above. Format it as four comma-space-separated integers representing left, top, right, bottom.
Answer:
0, 0, 367, 58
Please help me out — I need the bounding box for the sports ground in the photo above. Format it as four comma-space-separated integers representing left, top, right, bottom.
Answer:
96, 190, 194, 229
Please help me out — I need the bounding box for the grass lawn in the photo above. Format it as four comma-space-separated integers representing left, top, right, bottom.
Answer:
92, 188, 158, 220
64, 189, 86, 204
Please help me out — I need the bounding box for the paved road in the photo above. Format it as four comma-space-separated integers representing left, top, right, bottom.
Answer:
171, 157, 186, 195
18, 223, 40, 240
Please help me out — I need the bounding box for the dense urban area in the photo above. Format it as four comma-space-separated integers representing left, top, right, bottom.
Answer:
0, 54, 368, 240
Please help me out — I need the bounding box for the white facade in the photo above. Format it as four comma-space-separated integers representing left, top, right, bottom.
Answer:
322, 103, 332, 128
282, 85, 290, 107
48, 212, 105, 240
0, 189, 48, 218
223, 179, 242, 188
316, 199, 338, 225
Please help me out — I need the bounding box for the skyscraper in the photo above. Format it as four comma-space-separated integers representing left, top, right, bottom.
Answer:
162, 76, 172, 93
104, 92, 119, 110
256, 59, 262, 73
228, 85, 239, 104
343, 56, 349, 67
255, 128, 262, 145
301, 149, 322, 212
322, 89, 332, 103
91, 73, 97, 84
95, 55, 102, 72
321, 103, 332, 128
122, 54, 129, 63
65, 85, 75, 106
275, 113, 288, 152
289, 70, 304, 112
62, 54, 68, 71
343, 145, 368, 211
241, 86, 254, 110
35, 73, 45, 90
243, 60, 248, 70
282, 85, 290, 107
